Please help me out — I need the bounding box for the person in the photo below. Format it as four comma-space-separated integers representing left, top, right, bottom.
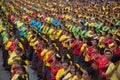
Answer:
72, 67, 83, 80
98, 49, 113, 80
106, 54, 120, 80
82, 67, 95, 80
62, 64, 76, 80
56, 61, 70, 80
11, 66, 29, 80
8, 46, 22, 66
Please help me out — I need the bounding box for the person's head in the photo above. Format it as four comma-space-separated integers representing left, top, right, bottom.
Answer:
92, 39, 98, 46
114, 40, 119, 48
112, 34, 117, 40
18, 66, 27, 75
111, 54, 120, 65
15, 47, 22, 55
82, 67, 94, 80
13, 60, 21, 68
76, 68, 83, 79
92, 45, 99, 53
104, 50, 113, 60
55, 53, 61, 62
62, 61, 69, 70
107, 33, 112, 38
70, 65, 76, 74
48, 44, 53, 50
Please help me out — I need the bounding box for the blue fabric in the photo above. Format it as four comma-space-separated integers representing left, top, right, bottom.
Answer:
20, 31, 24, 37
35, 21, 41, 29
38, 29, 42, 34
51, 18, 56, 25
56, 20, 61, 26
81, 19, 86, 28
30, 20, 36, 27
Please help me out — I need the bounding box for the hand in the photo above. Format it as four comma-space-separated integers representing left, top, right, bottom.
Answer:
106, 61, 111, 67
102, 72, 106, 76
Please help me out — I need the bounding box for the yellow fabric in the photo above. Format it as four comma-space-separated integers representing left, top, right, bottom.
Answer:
3, 38, 9, 44
33, 40, 39, 49
29, 37, 36, 46
28, 34, 33, 42
63, 73, 72, 80
8, 51, 17, 65
106, 63, 120, 80
5, 41, 12, 50
98, 36, 105, 48
72, 75, 83, 80
81, 43, 87, 52
56, 30, 63, 39
41, 49, 49, 57
48, 28, 54, 35
45, 17, 51, 23
43, 50, 52, 67
11, 74, 19, 80
17, 22, 23, 28
18, 42, 24, 50
56, 68, 65, 80
59, 35, 69, 42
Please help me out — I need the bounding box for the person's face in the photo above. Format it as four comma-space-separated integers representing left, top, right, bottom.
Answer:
93, 48, 97, 53
70, 65, 75, 72
18, 69, 24, 75
114, 61, 120, 65
62, 63, 68, 70
16, 50, 21, 55
14, 62, 20, 68
82, 70, 91, 80
76, 71, 82, 79
112, 35, 116, 40
92, 40, 97, 46
105, 52, 112, 59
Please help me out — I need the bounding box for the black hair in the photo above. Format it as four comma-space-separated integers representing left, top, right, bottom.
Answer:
76, 68, 83, 75
93, 39, 99, 44
114, 40, 120, 46
85, 67, 94, 75
84, 67, 95, 80
19, 66, 27, 74
16, 47, 22, 53
55, 53, 61, 62
104, 50, 112, 54
111, 54, 120, 63
94, 45, 100, 51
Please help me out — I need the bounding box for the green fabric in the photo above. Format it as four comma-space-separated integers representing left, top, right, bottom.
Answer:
102, 26, 109, 32
94, 22, 99, 28
115, 20, 120, 27
46, 27, 50, 34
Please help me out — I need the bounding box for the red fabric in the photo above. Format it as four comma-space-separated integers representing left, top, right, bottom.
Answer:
50, 61, 60, 80
101, 37, 109, 44
9, 42, 16, 52
98, 55, 109, 79
107, 39, 114, 46
114, 48, 120, 55
36, 43, 43, 60
11, 67, 18, 79
72, 40, 83, 56
87, 46, 94, 56
8, 13, 11, 19
26, 15, 31, 21
47, 53, 54, 63
89, 52, 100, 64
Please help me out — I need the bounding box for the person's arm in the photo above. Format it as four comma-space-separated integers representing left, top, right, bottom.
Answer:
106, 63, 119, 78
106, 64, 116, 78
115, 70, 120, 79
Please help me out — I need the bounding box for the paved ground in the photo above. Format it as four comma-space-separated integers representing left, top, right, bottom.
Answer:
0, 50, 38, 80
